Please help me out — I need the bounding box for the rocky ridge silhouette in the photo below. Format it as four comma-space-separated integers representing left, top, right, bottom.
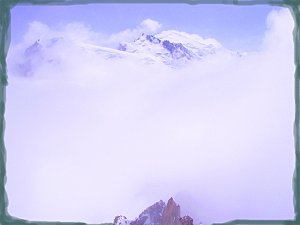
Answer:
114, 198, 195, 225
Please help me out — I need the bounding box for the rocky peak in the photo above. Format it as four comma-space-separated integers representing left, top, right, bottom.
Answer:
179, 216, 193, 225
114, 215, 132, 225
131, 200, 166, 225
161, 198, 181, 225
145, 34, 161, 44
114, 198, 196, 225
161, 40, 193, 60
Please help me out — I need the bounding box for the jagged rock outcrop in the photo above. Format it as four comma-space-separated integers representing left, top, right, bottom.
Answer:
115, 198, 195, 225
114, 215, 131, 225
179, 216, 193, 225
131, 200, 166, 225
161, 198, 181, 225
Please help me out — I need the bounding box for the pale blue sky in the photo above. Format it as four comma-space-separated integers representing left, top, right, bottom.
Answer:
11, 4, 282, 51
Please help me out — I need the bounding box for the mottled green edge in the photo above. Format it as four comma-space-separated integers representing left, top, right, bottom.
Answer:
0, 0, 299, 225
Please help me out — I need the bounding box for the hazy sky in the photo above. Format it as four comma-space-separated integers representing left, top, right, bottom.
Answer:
5, 4, 296, 225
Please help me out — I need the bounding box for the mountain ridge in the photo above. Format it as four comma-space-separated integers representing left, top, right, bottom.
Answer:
114, 198, 196, 225
15, 29, 243, 76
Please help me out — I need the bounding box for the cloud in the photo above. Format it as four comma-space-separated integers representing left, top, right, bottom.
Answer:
20, 21, 106, 48
262, 9, 294, 52
107, 18, 162, 46
5, 8, 295, 225
140, 18, 162, 33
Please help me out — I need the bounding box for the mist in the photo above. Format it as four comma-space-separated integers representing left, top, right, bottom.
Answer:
5, 8, 295, 225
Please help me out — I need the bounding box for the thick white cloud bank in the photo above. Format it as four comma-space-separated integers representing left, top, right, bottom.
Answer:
5, 8, 295, 225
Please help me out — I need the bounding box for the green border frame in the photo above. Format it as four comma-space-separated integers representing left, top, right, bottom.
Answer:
0, 0, 299, 225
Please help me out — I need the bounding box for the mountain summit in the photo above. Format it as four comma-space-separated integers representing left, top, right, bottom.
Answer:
114, 198, 196, 225
117, 30, 239, 66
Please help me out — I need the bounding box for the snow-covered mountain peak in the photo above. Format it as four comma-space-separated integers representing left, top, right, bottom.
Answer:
117, 29, 235, 66
15, 28, 242, 75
